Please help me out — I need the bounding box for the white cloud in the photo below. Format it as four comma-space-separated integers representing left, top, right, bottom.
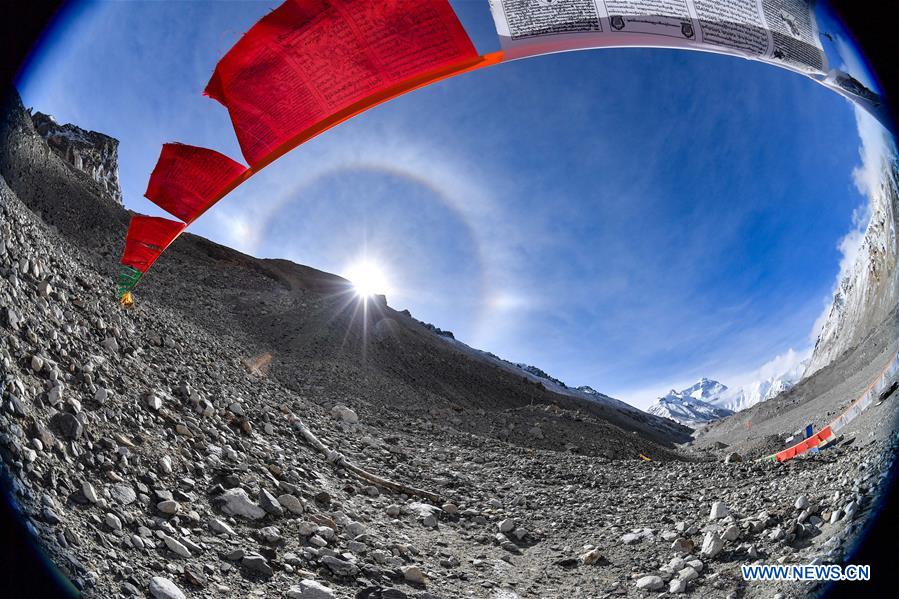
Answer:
850, 105, 890, 199
729, 347, 810, 389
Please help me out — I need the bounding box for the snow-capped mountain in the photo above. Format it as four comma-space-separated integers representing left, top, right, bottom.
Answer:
647, 380, 734, 426
682, 378, 728, 401
646, 363, 808, 426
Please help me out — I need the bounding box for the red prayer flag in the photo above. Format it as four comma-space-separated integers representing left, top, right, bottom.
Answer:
121, 215, 186, 273
205, 0, 478, 166
145, 143, 248, 224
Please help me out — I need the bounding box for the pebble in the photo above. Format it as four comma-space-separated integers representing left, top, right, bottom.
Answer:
146, 393, 162, 410
580, 547, 603, 565
216, 488, 266, 520
672, 537, 694, 554
330, 404, 359, 424
322, 555, 358, 577
278, 493, 304, 515
93, 387, 108, 404
49, 412, 82, 441
700, 532, 724, 558
104, 513, 122, 531
669, 578, 687, 593
82, 481, 98, 504
287, 580, 335, 598
724, 452, 742, 464
148, 577, 185, 599
402, 565, 426, 584
242, 554, 274, 577
723, 524, 740, 541
635, 575, 664, 591
157, 500, 180, 516
110, 484, 136, 505
709, 501, 729, 520
209, 518, 236, 536
259, 488, 284, 516
163, 535, 191, 558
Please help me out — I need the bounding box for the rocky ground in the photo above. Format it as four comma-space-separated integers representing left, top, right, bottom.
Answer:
1, 88, 898, 599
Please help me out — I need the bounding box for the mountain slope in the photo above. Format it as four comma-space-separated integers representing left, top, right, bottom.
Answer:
806, 150, 899, 375
0, 88, 691, 458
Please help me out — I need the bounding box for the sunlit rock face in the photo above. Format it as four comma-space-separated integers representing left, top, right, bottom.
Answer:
807, 151, 899, 376
30, 111, 123, 205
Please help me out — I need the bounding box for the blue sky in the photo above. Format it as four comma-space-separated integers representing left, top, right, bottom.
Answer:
17, 1, 880, 407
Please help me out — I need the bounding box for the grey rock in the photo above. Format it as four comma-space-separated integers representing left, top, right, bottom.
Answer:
163, 535, 191, 558
635, 575, 664, 591
724, 452, 742, 464
723, 524, 740, 541
330, 404, 359, 423
157, 500, 180, 516
110, 484, 136, 505
322, 555, 358, 577
146, 393, 162, 410
209, 518, 236, 536
259, 488, 284, 516
104, 513, 122, 531
157, 455, 173, 475
709, 501, 729, 520
215, 488, 266, 520
701, 532, 724, 558
93, 387, 109, 404
242, 554, 273, 577
402, 565, 426, 584
148, 577, 185, 599
81, 481, 98, 504
49, 412, 82, 441
278, 493, 304, 515
287, 580, 335, 598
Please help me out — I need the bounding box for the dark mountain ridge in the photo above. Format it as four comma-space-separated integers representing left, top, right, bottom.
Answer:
0, 88, 692, 458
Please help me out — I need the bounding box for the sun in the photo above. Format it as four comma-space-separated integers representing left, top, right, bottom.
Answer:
343, 259, 392, 298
